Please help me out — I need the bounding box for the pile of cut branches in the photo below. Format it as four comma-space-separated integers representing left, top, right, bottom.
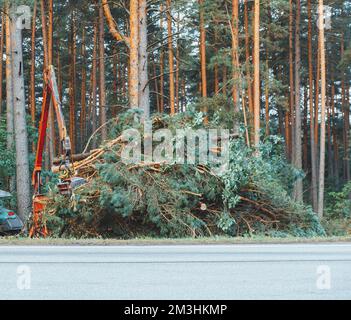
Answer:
43, 110, 325, 238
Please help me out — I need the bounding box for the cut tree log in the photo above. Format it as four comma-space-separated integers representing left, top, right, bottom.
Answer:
53, 152, 92, 165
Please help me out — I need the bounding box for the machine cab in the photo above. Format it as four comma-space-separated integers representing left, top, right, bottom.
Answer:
0, 190, 24, 235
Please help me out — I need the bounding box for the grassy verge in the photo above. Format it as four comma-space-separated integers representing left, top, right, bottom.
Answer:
0, 235, 350, 246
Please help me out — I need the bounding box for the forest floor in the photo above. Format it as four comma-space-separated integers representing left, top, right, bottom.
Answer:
0, 235, 350, 246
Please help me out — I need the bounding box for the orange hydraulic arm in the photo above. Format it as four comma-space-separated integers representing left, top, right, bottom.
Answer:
32, 65, 72, 195
30, 65, 73, 237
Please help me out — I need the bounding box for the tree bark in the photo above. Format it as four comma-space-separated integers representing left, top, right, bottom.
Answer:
99, 2, 107, 139
5, 4, 14, 192
167, 0, 175, 115
253, 0, 260, 148
232, 0, 239, 135
56, 38, 62, 100
175, 12, 180, 112
214, 25, 219, 95
265, 59, 269, 136
80, 26, 87, 148
10, 7, 31, 225
308, 0, 318, 211
48, 0, 53, 64
331, 83, 339, 188
129, 0, 139, 110
5, 4, 14, 153
152, 54, 160, 112
340, 34, 350, 182
223, 64, 227, 96
181, 77, 186, 111
264, 0, 271, 137
294, 0, 303, 203
199, 0, 207, 100
344, 83, 350, 181
317, 0, 327, 217
91, 20, 98, 148
40, 0, 48, 69
327, 94, 333, 179
314, 48, 320, 177
341, 34, 346, 180
159, 3, 164, 113
112, 47, 118, 117
69, 12, 76, 153
288, 0, 294, 162
0, 11, 5, 118
138, 0, 150, 120
244, 0, 253, 116
30, 0, 37, 153
303, 88, 308, 171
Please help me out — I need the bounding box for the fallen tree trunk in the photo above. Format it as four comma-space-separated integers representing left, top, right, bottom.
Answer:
53, 152, 92, 165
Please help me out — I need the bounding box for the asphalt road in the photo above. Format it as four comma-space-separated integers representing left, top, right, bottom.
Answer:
0, 243, 350, 299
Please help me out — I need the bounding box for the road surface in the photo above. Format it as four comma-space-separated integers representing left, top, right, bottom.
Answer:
0, 243, 350, 299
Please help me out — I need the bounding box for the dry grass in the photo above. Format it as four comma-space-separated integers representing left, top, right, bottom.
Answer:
0, 235, 350, 246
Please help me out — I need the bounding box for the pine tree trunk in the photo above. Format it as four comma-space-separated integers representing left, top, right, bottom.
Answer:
317, 0, 326, 217
129, 0, 139, 109
288, 0, 294, 162
30, 0, 37, 153
10, 7, 31, 225
5, 4, 14, 194
294, 0, 303, 203
199, 0, 207, 100
214, 31, 219, 95
244, 0, 253, 116
331, 83, 339, 188
223, 64, 227, 96
56, 38, 62, 100
175, 12, 180, 112
264, 0, 271, 137
159, 3, 164, 113
277, 66, 284, 137
308, 0, 318, 211
69, 12, 76, 153
48, 0, 53, 63
303, 89, 308, 171
340, 34, 350, 182
182, 77, 186, 111
112, 47, 118, 117
80, 26, 87, 148
40, 0, 48, 69
122, 59, 127, 100
344, 84, 350, 181
117, 52, 122, 104
253, 0, 260, 148
232, 0, 239, 135
0, 11, 5, 118
91, 20, 98, 148
99, 3, 107, 139
152, 54, 160, 112
167, 0, 175, 115
341, 36, 346, 180
56, 38, 63, 155
315, 49, 320, 178
265, 59, 269, 136
138, 0, 150, 120
327, 94, 333, 179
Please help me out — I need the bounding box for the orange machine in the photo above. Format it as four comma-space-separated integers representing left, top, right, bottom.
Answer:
30, 65, 84, 237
